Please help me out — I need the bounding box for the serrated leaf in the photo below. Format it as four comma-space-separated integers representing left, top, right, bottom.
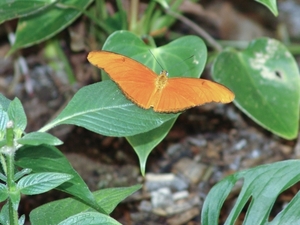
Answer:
0, 111, 9, 139
30, 184, 142, 224
14, 168, 32, 181
10, 0, 93, 52
201, 160, 300, 225
19, 215, 25, 225
255, 0, 278, 16
7, 98, 27, 137
0, 94, 10, 111
0, 183, 8, 202
39, 81, 178, 137
17, 132, 63, 146
57, 212, 121, 225
0, 202, 9, 225
0, 94, 10, 138
0, 0, 58, 24
212, 38, 300, 140
15, 145, 102, 212
17, 172, 73, 195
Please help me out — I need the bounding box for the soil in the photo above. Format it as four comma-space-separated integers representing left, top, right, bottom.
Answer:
1, 0, 300, 224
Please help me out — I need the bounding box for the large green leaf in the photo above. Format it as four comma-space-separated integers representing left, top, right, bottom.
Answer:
102, 31, 207, 78
101, 31, 207, 172
39, 81, 178, 137
213, 38, 300, 140
30, 185, 141, 224
127, 118, 176, 175
0, 0, 57, 24
201, 160, 300, 225
10, 0, 93, 52
15, 145, 104, 212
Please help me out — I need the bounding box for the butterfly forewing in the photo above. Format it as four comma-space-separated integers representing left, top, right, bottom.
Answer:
88, 51, 158, 109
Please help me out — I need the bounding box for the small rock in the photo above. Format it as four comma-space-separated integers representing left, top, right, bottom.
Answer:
145, 173, 189, 191
151, 187, 173, 208
173, 158, 208, 184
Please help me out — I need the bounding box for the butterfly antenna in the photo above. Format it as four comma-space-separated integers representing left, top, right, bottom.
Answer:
149, 49, 164, 70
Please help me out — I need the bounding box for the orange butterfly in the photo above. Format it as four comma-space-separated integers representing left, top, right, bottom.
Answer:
87, 51, 234, 113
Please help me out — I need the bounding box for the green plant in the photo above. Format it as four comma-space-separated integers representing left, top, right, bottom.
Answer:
1, 0, 300, 224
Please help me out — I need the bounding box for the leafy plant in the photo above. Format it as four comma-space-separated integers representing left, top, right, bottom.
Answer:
0, 0, 300, 224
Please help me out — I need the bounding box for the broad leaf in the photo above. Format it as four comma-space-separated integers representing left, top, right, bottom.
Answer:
0, 0, 57, 24
30, 185, 142, 224
101, 31, 207, 171
213, 38, 300, 140
201, 160, 300, 224
39, 81, 178, 137
10, 0, 93, 52
127, 119, 176, 175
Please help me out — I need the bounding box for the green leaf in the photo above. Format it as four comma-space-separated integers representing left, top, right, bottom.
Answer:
127, 118, 176, 175
10, 0, 93, 52
17, 172, 73, 195
14, 168, 32, 181
0, 183, 8, 202
0, 94, 10, 111
101, 31, 207, 171
93, 184, 142, 214
17, 132, 63, 146
7, 98, 27, 138
19, 215, 25, 225
0, 111, 9, 139
102, 31, 207, 79
0, 202, 9, 225
0, 0, 58, 24
57, 212, 121, 225
39, 81, 178, 137
201, 160, 300, 225
15, 145, 103, 212
212, 38, 300, 140
255, 0, 278, 16
30, 184, 142, 224
269, 190, 300, 224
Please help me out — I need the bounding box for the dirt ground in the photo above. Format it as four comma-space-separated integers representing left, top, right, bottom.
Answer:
1, 0, 300, 224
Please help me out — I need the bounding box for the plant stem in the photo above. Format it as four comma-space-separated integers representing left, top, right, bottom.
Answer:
129, 0, 139, 32
6, 122, 19, 225
166, 8, 222, 52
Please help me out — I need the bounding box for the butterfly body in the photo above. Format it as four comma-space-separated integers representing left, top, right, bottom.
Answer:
87, 51, 234, 112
